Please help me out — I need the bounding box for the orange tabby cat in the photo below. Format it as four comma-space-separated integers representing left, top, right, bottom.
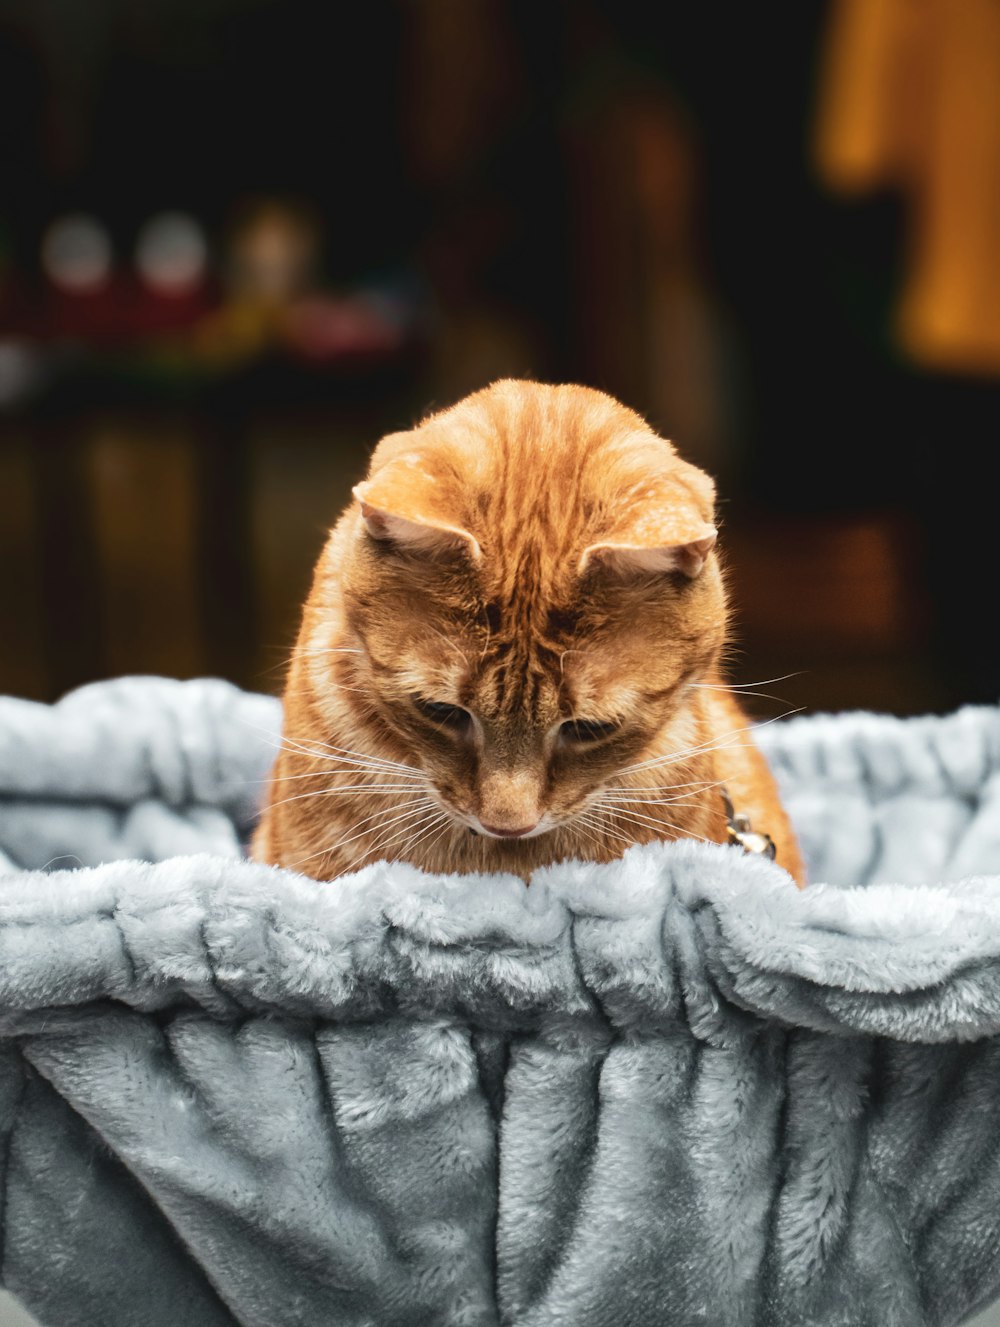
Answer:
253, 379, 806, 886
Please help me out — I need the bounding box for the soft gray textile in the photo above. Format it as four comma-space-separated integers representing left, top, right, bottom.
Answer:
1, 677, 1000, 1327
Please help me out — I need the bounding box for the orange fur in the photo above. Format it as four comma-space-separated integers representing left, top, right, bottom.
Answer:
252, 380, 806, 886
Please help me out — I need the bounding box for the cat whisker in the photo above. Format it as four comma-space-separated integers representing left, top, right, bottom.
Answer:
242, 719, 409, 774
598, 796, 706, 812
265, 786, 430, 813
596, 804, 719, 849
245, 721, 406, 767
689, 671, 804, 692
568, 814, 609, 854
331, 798, 439, 853
616, 726, 753, 776
264, 760, 424, 784
277, 781, 425, 795
288, 798, 438, 870
610, 778, 721, 792
617, 710, 805, 777
598, 778, 726, 805
279, 732, 423, 775
282, 681, 371, 695
604, 737, 758, 785
391, 810, 454, 860
600, 791, 716, 805
363, 806, 450, 863
688, 681, 801, 705
259, 727, 425, 778
296, 646, 365, 656
594, 801, 682, 833
596, 801, 710, 843
412, 809, 456, 850
271, 745, 425, 782
598, 796, 722, 814
619, 740, 761, 775
576, 812, 637, 850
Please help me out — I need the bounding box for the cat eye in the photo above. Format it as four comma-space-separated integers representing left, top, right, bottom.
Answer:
559, 718, 620, 744
413, 698, 472, 734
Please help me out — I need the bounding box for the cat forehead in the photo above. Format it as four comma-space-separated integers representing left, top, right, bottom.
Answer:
378, 420, 673, 485
404, 637, 649, 714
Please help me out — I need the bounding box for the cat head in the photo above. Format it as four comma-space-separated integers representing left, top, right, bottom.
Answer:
316, 380, 725, 838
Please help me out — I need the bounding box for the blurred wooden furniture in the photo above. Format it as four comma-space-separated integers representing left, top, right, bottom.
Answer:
0, 364, 421, 704
723, 507, 942, 720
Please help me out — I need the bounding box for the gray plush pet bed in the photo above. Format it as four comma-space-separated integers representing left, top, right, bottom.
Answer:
1, 676, 1000, 1327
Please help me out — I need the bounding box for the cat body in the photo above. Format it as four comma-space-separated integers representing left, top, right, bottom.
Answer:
253, 380, 806, 886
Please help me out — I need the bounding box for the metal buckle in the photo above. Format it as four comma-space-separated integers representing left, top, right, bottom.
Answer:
720, 786, 777, 861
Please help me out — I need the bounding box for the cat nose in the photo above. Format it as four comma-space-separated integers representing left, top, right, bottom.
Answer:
479, 821, 538, 838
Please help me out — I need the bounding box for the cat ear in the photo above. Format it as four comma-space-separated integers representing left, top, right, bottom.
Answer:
578, 528, 717, 578
578, 461, 717, 579
352, 457, 481, 560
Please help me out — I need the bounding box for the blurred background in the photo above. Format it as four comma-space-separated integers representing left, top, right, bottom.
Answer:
2, 0, 1000, 727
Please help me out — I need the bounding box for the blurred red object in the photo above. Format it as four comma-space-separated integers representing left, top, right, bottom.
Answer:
283, 294, 407, 362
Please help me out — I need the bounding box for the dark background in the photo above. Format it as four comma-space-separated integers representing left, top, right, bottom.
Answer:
2, 0, 997, 723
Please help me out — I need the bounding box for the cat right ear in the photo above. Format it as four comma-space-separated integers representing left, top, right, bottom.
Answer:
352, 463, 481, 561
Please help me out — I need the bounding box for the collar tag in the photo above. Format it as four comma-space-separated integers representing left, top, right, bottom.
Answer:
720, 786, 777, 861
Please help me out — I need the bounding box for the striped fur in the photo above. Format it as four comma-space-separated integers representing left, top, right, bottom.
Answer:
253, 381, 805, 885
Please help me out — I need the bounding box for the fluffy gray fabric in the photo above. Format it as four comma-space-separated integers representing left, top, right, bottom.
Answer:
1, 676, 1000, 1327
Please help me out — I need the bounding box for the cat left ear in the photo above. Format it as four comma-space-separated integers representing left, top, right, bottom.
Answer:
578, 462, 718, 579
352, 459, 481, 560
579, 528, 717, 579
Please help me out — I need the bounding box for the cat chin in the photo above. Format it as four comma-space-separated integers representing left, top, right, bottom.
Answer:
466, 815, 555, 841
